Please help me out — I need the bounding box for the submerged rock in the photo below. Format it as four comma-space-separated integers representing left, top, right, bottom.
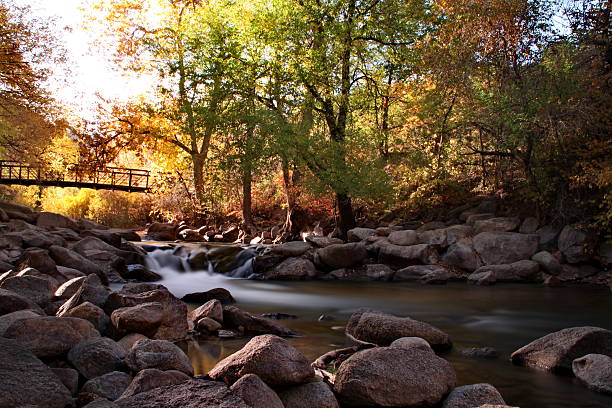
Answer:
334, 347, 456, 407
572, 354, 612, 395
223, 305, 296, 336
208, 334, 314, 387
511, 326, 612, 372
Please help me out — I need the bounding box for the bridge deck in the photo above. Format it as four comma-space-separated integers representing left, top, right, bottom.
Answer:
0, 161, 150, 192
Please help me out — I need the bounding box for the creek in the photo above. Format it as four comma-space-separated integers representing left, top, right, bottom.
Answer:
141, 243, 612, 408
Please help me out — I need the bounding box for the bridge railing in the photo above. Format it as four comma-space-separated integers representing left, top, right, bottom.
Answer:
0, 161, 150, 191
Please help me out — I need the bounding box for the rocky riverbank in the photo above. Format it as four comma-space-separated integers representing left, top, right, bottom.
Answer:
0, 201, 611, 407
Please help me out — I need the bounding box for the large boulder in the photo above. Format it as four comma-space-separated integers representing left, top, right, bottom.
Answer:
114, 379, 249, 408
473, 232, 539, 265
442, 238, 483, 271
378, 243, 440, 268
111, 302, 164, 337
334, 347, 456, 407
347, 228, 376, 242
0, 337, 73, 408
105, 287, 188, 341
306, 236, 344, 247
81, 371, 133, 401
0, 275, 55, 306
37, 211, 79, 230
442, 383, 506, 408
229, 373, 284, 408
17, 248, 61, 277
81, 229, 122, 247
64, 301, 110, 333
418, 228, 448, 247
393, 265, 456, 283
125, 339, 194, 376
325, 264, 395, 281
265, 257, 318, 280
473, 217, 521, 234
315, 243, 368, 270
278, 381, 339, 408
519, 217, 539, 234
68, 337, 126, 379
511, 326, 612, 373
270, 241, 312, 257
388, 230, 419, 246
57, 274, 110, 314
147, 222, 177, 241
572, 354, 612, 395
4, 316, 100, 358
73, 236, 143, 265
469, 260, 540, 284
558, 226, 595, 264
208, 334, 314, 387
346, 309, 452, 351
0, 287, 44, 315
223, 305, 296, 336
531, 251, 562, 275
49, 245, 109, 285
535, 225, 562, 250
0, 309, 41, 336
119, 369, 190, 400
189, 299, 223, 326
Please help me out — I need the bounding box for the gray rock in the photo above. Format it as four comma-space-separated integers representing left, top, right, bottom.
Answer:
49, 245, 109, 285
418, 228, 448, 246
519, 217, 539, 234
230, 373, 284, 408
0, 288, 44, 316
531, 251, 562, 275
125, 339, 194, 376
118, 369, 190, 400
52, 367, 80, 395
470, 260, 540, 283
444, 225, 474, 246
473, 232, 539, 265
511, 326, 612, 372
442, 383, 506, 408
378, 243, 440, 268
388, 230, 419, 246
4, 315, 100, 358
535, 225, 562, 250
334, 347, 456, 407
111, 302, 164, 337
117, 333, 149, 353
473, 217, 520, 234
0, 275, 55, 306
63, 301, 110, 333
572, 354, 612, 395
466, 213, 495, 226
315, 243, 368, 269
389, 336, 434, 353
270, 241, 312, 257
265, 257, 317, 280
82, 371, 133, 400
278, 381, 339, 408
0, 309, 41, 336
37, 211, 79, 230
305, 236, 344, 247
347, 227, 376, 242
442, 238, 483, 271
114, 379, 249, 408
325, 264, 394, 281
558, 226, 595, 264
223, 305, 296, 336
208, 334, 314, 387
189, 299, 223, 326
68, 337, 126, 379
346, 309, 452, 351
0, 337, 73, 408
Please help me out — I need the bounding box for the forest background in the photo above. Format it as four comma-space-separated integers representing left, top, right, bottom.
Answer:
0, 0, 609, 240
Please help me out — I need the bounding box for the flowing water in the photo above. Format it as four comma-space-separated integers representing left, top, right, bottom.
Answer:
142, 243, 612, 408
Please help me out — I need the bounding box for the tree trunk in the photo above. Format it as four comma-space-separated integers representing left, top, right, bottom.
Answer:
192, 153, 206, 208
242, 165, 253, 227
281, 156, 296, 237
336, 192, 356, 238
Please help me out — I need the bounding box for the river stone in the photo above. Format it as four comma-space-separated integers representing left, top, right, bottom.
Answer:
393, 265, 455, 282
17, 248, 59, 275
125, 339, 194, 376
470, 260, 540, 284
315, 243, 368, 270
572, 354, 612, 395
105, 287, 188, 341
520, 217, 539, 234
49, 245, 109, 285
57, 274, 110, 315
306, 236, 344, 247
182, 287, 235, 304
460, 347, 500, 359
68, 337, 126, 379
82, 371, 133, 400
388, 230, 419, 246
4, 316, 100, 358
115, 379, 249, 408
536, 225, 562, 250
81, 229, 122, 247
347, 228, 376, 242
466, 213, 495, 226
83, 399, 119, 408
378, 243, 440, 268
325, 264, 394, 281
334, 347, 456, 407
445, 225, 474, 245
390, 337, 434, 353
37, 211, 78, 230
278, 381, 340, 408
118, 369, 190, 400
208, 334, 314, 387
442, 383, 505, 408
473, 232, 539, 265
196, 317, 222, 333
0, 275, 55, 306
346, 309, 452, 351
511, 326, 612, 372
558, 226, 594, 264
531, 251, 562, 275
223, 305, 296, 336
63, 301, 110, 333
146, 222, 177, 241
473, 217, 521, 234
53, 367, 80, 395
0, 287, 44, 315
229, 373, 284, 408
117, 333, 149, 353
189, 299, 223, 326
123, 264, 162, 282
74, 236, 142, 265
0, 337, 73, 408
418, 228, 448, 246
442, 238, 483, 271
265, 257, 317, 280
270, 241, 312, 257
111, 302, 164, 337
0, 309, 42, 336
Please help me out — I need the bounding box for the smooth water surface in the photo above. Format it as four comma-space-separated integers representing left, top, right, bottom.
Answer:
143, 246, 612, 408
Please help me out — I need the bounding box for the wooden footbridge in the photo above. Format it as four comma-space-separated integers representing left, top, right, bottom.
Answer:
0, 161, 150, 192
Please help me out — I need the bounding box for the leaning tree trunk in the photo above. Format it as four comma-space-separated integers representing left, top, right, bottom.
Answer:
241, 164, 253, 228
